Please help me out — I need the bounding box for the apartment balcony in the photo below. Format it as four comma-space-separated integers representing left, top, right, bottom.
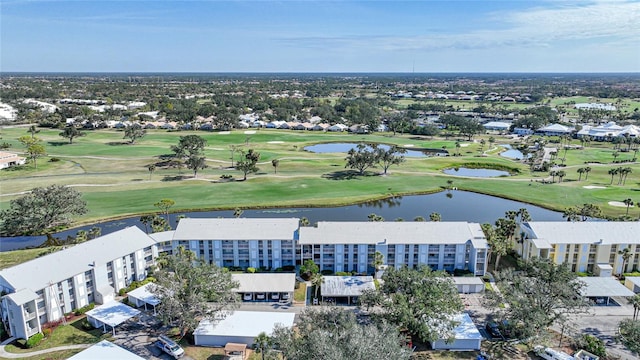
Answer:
23, 309, 36, 320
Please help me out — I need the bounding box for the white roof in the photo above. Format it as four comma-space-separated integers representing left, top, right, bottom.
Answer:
453, 277, 485, 286
5, 289, 38, 306
68, 340, 145, 360
86, 300, 141, 328
0, 227, 156, 292
447, 313, 483, 340
149, 230, 175, 243
232, 273, 295, 293
523, 222, 640, 245
539, 123, 573, 132
626, 277, 640, 287
483, 121, 511, 129
321, 276, 375, 297
299, 222, 487, 247
173, 218, 299, 241
579, 277, 636, 298
127, 283, 160, 306
194, 311, 295, 337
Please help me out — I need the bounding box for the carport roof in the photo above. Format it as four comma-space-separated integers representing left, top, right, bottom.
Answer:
194, 311, 295, 337
453, 277, 484, 286
232, 273, 295, 293
68, 340, 145, 360
579, 277, 636, 298
321, 276, 375, 297
127, 283, 160, 306
85, 300, 141, 328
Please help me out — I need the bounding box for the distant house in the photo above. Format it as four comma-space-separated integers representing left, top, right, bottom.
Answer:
513, 127, 535, 136
536, 123, 574, 136
0, 152, 26, 169
483, 121, 511, 132
327, 124, 348, 132
312, 123, 330, 131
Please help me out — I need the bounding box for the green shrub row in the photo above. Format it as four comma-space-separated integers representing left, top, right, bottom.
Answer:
73, 303, 95, 316
25, 333, 44, 348
118, 277, 156, 296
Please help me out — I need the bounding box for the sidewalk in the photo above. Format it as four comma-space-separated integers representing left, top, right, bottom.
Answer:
0, 337, 90, 359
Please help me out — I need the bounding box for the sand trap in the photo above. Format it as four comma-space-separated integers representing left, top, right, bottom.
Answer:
459, 143, 470, 147
218, 131, 230, 135
403, 144, 415, 147
583, 185, 606, 189
244, 130, 256, 134
609, 201, 634, 208
268, 141, 284, 144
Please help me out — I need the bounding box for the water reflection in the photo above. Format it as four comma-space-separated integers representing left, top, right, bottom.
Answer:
1, 191, 565, 251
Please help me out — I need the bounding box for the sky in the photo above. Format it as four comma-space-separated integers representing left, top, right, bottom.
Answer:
1, 0, 639, 73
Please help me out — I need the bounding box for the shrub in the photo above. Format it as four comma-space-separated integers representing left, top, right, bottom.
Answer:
335, 271, 350, 276
49, 157, 61, 162
119, 288, 126, 296
25, 333, 44, 348
320, 269, 334, 275
42, 328, 52, 338
82, 319, 93, 330
575, 334, 606, 357
246, 267, 257, 273
282, 265, 295, 272
74, 303, 95, 316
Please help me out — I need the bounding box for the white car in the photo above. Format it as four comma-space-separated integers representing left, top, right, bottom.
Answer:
256, 293, 266, 300
243, 293, 252, 301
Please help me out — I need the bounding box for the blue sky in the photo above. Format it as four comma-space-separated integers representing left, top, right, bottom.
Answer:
1, 0, 639, 73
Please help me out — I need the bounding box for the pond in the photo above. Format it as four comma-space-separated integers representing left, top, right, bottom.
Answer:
1, 191, 565, 251
443, 167, 511, 177
500, 144, 526, 160
304, 142, 447, 157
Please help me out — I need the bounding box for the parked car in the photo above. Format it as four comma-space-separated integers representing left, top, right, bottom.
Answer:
243, 293, 252, 301
499, 320, 513, 339
255, 293, 266, 300
485, 321, 504, 339
281, 293, 290, 301
271, 293, 280, 301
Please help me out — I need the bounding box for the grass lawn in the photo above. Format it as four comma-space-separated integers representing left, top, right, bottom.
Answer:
1, 127, 638, 227
294, 282, 307, 303
1, 349, 85, 360
0, 247, 62, 270
3, 317, 110, 354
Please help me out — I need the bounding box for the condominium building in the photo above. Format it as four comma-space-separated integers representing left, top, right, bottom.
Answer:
0, 227, 157, 340
298, 221, 488, 275
518, 222, 640, 273
171, 218, 300, 269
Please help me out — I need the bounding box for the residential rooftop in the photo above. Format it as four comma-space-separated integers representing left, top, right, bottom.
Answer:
522, 222, 640, 248
173, 218, 300, 241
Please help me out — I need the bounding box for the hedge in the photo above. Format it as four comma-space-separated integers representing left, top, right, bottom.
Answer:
26, 333, 44, 348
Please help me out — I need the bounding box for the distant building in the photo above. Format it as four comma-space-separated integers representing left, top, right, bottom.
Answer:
0, 152, 26, 169
518, 222, 640, 274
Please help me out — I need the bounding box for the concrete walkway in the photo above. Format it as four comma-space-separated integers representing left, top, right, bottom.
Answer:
0, 337, 91, 359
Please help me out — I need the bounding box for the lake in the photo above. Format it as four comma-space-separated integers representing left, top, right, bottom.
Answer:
304, 142, 447, 157
443, 167, 511, 177
0, 191, 565, 251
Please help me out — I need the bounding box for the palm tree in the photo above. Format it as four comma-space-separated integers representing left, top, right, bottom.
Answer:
271, 159, 279, 174
623, 199, 634, 216
517, 208, 531, 222
557, 170, 566, 183
373, 251, 384, 278
584, 166, 592, 180
628, 294, 640, 321
254, 332, 272, 360
147, 164, 156, 180
577, 167, 585, 181
609, 168, 618, 184
311, 272, 324, 300
618, 247, 632, 274
429, 212, 442, 222
455, 141, 461, 156
550, 170, 558, 183
622, 167, 632, 185
233, 207, 243, 218
613, 151, 619, 163
300, 217, 310, 227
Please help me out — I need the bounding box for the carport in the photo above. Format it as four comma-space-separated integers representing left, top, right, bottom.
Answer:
453, 277, 485, 294
431, 313, 483, 351
579, 277, 636, 305
85, 300, 141, 335
194, 311, 295, 347
232, 273, 295, 302
127, 283, 160, 314
68, 340, 145, 359
321, 276, 375, 305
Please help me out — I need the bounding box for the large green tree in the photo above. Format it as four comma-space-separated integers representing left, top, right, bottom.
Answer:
359, 265, 463, 343
345, 143, 378, 175
618, 319, 640, 355
375, 145, 406, 175
151, 246, 239, 337
0, 185, 88, 236
171, 135, 207, 177
123, 123, 147, 144
271, 307, 412, 360
486, 257, 589, 339
59, 126, 85, 144
236, 149, 260, 180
